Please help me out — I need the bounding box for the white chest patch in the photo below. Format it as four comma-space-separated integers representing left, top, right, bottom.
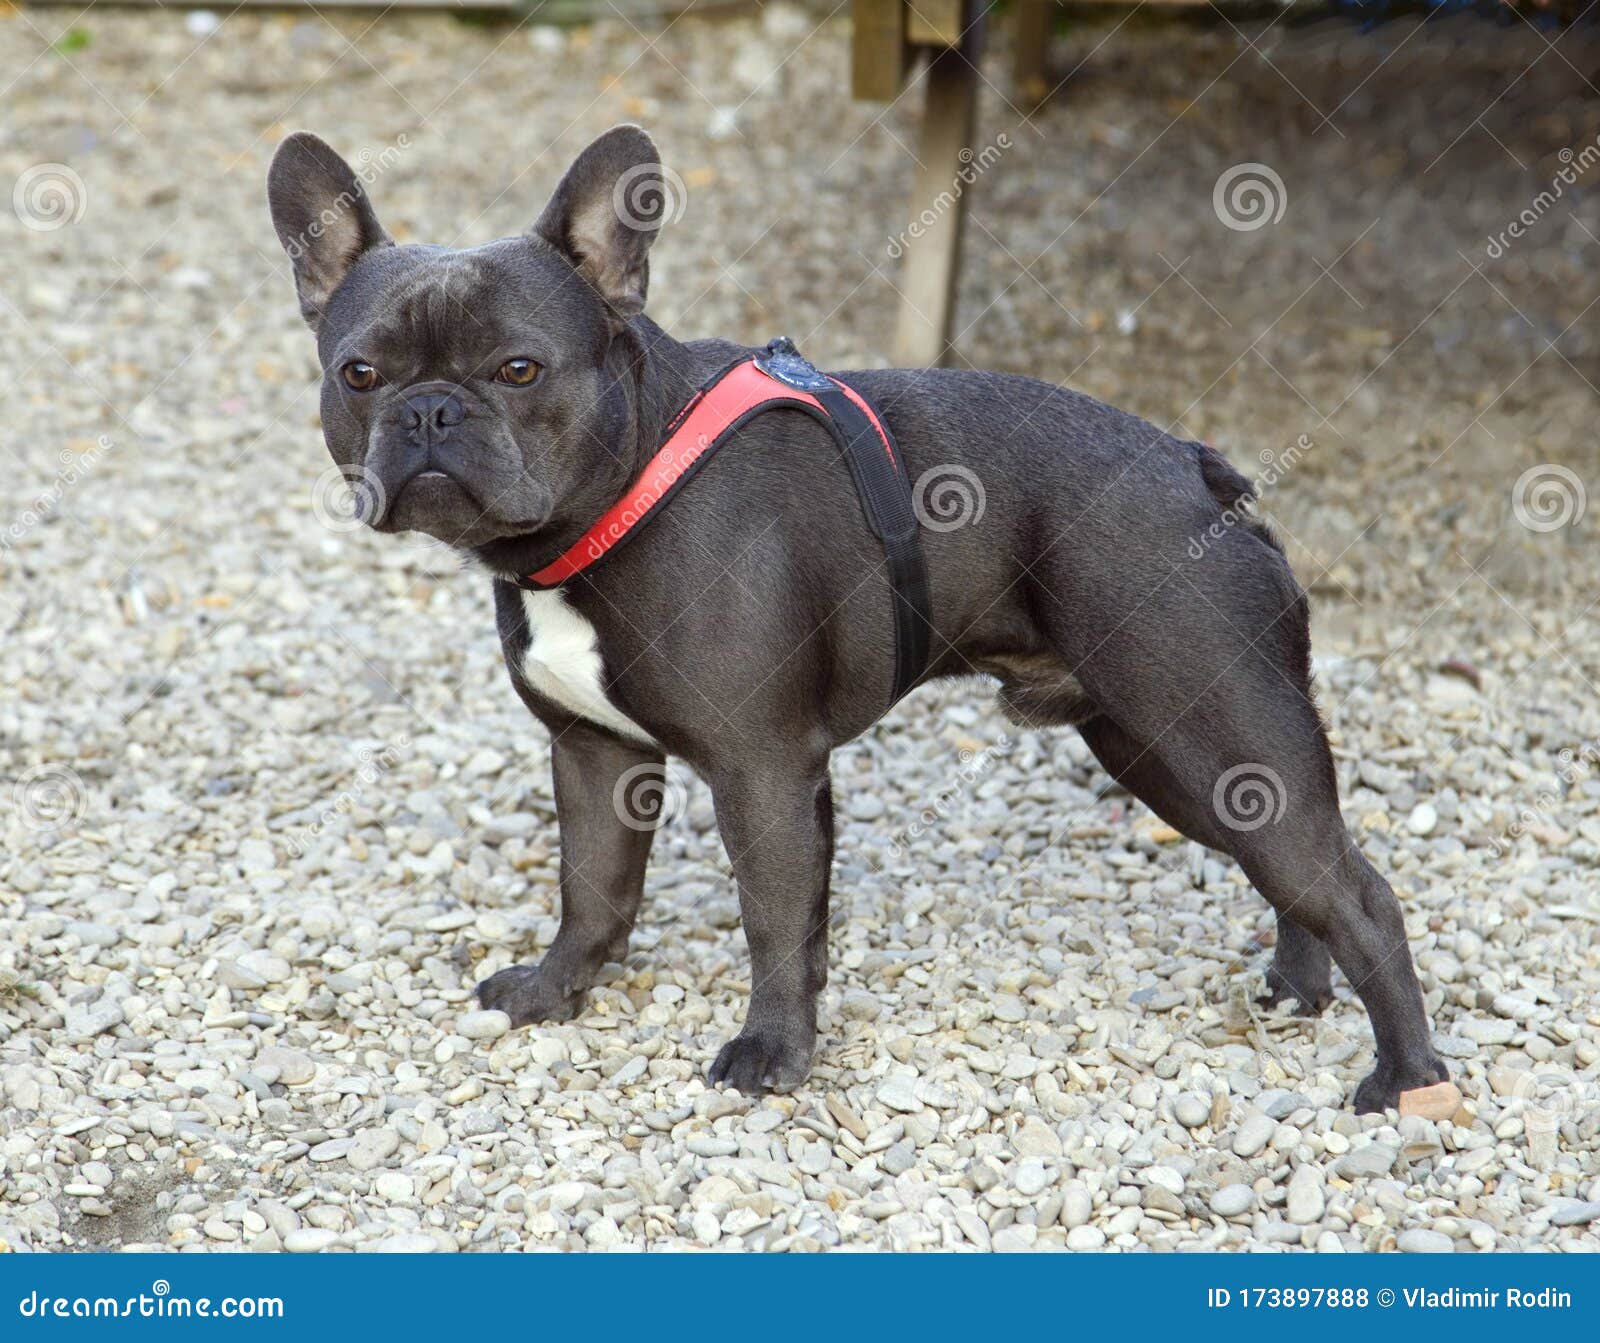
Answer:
516, 588, 657, 747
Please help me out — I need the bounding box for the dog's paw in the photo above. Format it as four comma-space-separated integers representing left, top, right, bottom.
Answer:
1257, 966, 1334, 1017
707, 1028, 813, 1096
1352, 1054, 1450, 1114
476, 962, 585, 1026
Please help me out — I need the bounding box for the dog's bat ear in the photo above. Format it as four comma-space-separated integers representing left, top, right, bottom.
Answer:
533, 124, 664, 326
267, 132, 393, 332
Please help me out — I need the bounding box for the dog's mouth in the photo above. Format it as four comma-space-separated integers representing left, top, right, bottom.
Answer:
370, 463, 550, 546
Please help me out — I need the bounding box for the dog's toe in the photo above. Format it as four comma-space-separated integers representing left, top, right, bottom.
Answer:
707, 1029, 812, 1096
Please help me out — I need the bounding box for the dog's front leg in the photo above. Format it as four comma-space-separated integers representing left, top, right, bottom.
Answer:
706, 758, 833, 1094
478, 723, 663, 1025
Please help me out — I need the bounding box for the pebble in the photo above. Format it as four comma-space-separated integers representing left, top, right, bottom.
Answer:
1061, 1183, 1093, 1229
348, 1128, 401, 1172
257, 1046, 316, 1086
1232, 1112, 1277, 1159
876, 1073, 920, 1114
1014, 1158, 1051, 1198
1333, 1144, 1397, 1180
1210, 1185, 1255, 1218
1173, 1093, 1211, 1128
284, 1228, 340, 1254
1286, 1164, 1326, 1224
1396, 1228, 1454, 1254
1406, 802, 1438, 835
456, 1010, 511, 1042
1012, 1116, 1062, 1158
1398, 1081, 1463, 1120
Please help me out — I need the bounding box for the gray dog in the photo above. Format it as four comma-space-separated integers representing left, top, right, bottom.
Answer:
267, 125, 1447, 1109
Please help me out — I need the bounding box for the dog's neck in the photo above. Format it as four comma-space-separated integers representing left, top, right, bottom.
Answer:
470, 314, 700, 581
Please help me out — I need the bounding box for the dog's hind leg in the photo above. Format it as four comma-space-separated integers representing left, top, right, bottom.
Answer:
1079, 715, 1334, 1014
1035, 528, 1443, 1111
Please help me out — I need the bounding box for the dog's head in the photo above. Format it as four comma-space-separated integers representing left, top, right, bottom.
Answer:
266, 126, 666, 558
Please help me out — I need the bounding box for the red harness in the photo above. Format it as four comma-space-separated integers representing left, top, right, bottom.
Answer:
519, 339, 932, 702
524, 358, 894, 587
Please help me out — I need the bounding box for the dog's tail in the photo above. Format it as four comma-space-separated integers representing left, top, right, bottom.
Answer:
1190, 439, 1287, 556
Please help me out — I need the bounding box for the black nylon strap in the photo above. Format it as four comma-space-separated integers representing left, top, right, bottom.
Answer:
812, 383, 932, 704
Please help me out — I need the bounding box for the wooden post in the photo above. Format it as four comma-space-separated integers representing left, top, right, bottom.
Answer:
891, 42, 979, 369
1013, 0, 1055, 105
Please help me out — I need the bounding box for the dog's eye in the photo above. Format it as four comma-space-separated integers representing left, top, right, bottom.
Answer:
341, 361, 380, 392
495, 358, 542, 387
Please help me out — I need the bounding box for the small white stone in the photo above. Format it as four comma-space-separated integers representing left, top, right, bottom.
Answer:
456, 1010, 511, 1042
1397, 1228, 1454, 1254
1406, 801, 1438, 836
1210, 1184, 1255, 1218
1066, 1225, 1105, 1250
284, 1228, 339, 1254
374, 1172, 413, 1203
1286, 1164, 1326, 1225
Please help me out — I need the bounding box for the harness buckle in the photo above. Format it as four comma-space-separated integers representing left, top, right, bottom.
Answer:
755, 336, 833, 393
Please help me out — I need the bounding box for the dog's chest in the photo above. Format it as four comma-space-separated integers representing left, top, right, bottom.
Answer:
513, 589, 656, 746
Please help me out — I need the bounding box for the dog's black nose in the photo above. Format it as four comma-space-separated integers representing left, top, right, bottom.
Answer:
401, 389, 465, 436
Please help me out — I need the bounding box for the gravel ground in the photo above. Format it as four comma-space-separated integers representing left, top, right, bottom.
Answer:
2, 5, 1599, 1253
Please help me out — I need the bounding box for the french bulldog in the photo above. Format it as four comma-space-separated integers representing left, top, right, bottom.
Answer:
266, 125, 1448, 1110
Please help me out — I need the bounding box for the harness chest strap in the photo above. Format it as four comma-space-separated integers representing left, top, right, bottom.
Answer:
517, 340, 932, 704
